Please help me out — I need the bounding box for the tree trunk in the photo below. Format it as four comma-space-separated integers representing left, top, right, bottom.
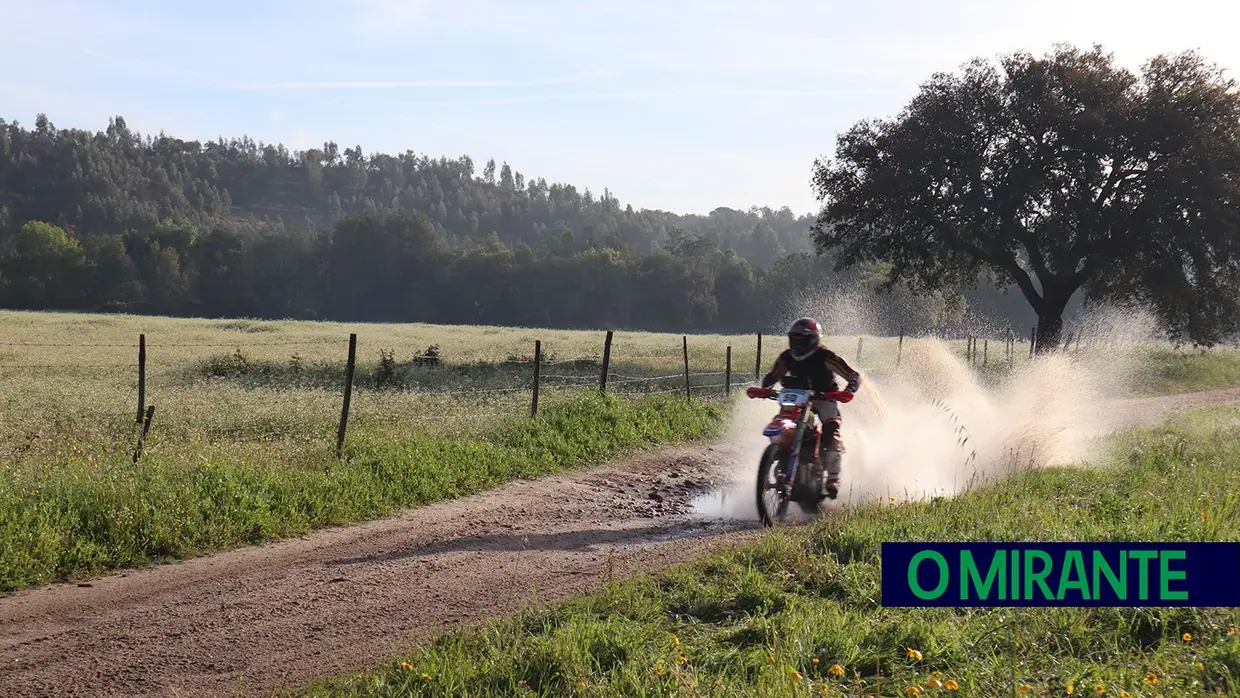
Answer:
1035, 313, 1064, 353
1034, 291, 1072, 353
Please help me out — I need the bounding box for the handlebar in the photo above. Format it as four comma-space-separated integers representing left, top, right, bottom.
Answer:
745, 386, 853, 403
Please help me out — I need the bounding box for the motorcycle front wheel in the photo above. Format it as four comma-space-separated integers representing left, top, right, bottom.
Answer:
755, 443, 791, 527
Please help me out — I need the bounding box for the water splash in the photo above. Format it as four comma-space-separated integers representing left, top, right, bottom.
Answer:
695, 290, 1168, 519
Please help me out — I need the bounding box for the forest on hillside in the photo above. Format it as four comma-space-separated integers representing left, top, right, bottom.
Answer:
0, 114, 1051, 335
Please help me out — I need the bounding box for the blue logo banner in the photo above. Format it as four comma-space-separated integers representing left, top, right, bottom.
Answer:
881, 542, 1240, 607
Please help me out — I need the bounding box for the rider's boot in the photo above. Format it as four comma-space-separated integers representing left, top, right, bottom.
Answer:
821, 450, 841, 499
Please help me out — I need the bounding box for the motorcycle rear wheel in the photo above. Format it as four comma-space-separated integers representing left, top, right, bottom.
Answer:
756, 443, 791, 527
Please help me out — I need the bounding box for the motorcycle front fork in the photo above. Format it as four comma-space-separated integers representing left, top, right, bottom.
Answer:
778, 431, 821, 489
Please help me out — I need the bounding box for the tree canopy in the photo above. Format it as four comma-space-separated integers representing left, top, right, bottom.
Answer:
0, 114, 814, 264
810, 44, 1240, 349
0, 112, 1054, 337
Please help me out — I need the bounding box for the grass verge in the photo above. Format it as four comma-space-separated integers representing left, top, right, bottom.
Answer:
0, 393, 724, 594
1139, 347, 1240, 396
298, 405, 1240, 698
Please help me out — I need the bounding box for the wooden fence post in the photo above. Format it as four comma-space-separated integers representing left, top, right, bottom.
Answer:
137, 333, 146, 424
725, 345, 732, 397
682, 336, 691, 400
531, 339, 541, 418
336, 333, 357, 458
132, 404, 155, 464
599, 330, 613, 394
755, 333, 762, 380
897, 328, 904, 368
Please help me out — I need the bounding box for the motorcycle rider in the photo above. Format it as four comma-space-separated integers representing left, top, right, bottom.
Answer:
757, 317, 862, 499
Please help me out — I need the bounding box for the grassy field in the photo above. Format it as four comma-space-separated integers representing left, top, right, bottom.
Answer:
0, 310, 760, 468
1, 309, 1238, 594
0, 310, 755, 592
1140, 348, 1240, 396
299, 405, 1240, 698
0, 310, 1229, 467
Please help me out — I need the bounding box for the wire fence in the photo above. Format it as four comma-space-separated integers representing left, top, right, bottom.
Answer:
0, 329, 761, 462
0, 321, 1188, 465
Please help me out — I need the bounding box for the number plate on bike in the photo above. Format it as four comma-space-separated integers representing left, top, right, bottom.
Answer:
777, 389, 811, 406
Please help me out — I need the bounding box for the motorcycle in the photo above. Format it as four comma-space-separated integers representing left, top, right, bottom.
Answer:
746, 381, 852, 527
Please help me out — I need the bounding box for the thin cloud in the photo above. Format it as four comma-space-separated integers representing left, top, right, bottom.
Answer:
394, 87, 913, 107
227, 72, 612, 91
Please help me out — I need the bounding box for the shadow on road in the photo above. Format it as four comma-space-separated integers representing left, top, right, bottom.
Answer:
324, 518, 761, 567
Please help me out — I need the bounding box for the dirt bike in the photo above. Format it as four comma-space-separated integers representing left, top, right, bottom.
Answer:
746, 381, 852, 527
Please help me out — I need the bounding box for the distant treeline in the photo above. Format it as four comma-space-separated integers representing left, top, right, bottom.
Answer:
0, 114, 1054, 334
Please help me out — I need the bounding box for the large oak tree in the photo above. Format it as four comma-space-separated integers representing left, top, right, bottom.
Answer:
810, 44, 1240, 350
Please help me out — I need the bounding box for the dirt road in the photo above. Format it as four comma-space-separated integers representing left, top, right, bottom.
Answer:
3, 385, 1239, 698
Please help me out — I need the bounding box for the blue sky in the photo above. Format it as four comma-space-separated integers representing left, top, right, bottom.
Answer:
2, 0, 1237, 215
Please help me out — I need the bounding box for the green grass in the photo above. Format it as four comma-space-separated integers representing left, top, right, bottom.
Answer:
1138, 347, 1240, 395
298, 406, 1240, 698
0, 393, 725, 593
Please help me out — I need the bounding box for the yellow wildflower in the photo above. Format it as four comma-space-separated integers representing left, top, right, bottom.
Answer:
944, 679, 960, 692
1196, 662, 1205, 671
398, 661, 413, 670
1144, 672, 1159, 685
828, 663, 845, 677
578, 680, 587, 689
904, 687, 921, 696
1019, 685, 1032, 694
768, 655, 776, 664
421, 673, 433, 681
1229, 626, 1236, 637
927, 679, 943, 689
790, 669, 803, 682
670, 634, 680, 646
1095, 685, 1106, 694
906, 648, 923, 661
1183, 632, 1193, 642
656, 661, 665, 676
1066, 681, 1075, 694
812, 657, 820, 664
1119, 691, 1130, 698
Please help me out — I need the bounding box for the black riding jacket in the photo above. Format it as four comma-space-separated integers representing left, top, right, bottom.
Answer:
760, 347, 861, 394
